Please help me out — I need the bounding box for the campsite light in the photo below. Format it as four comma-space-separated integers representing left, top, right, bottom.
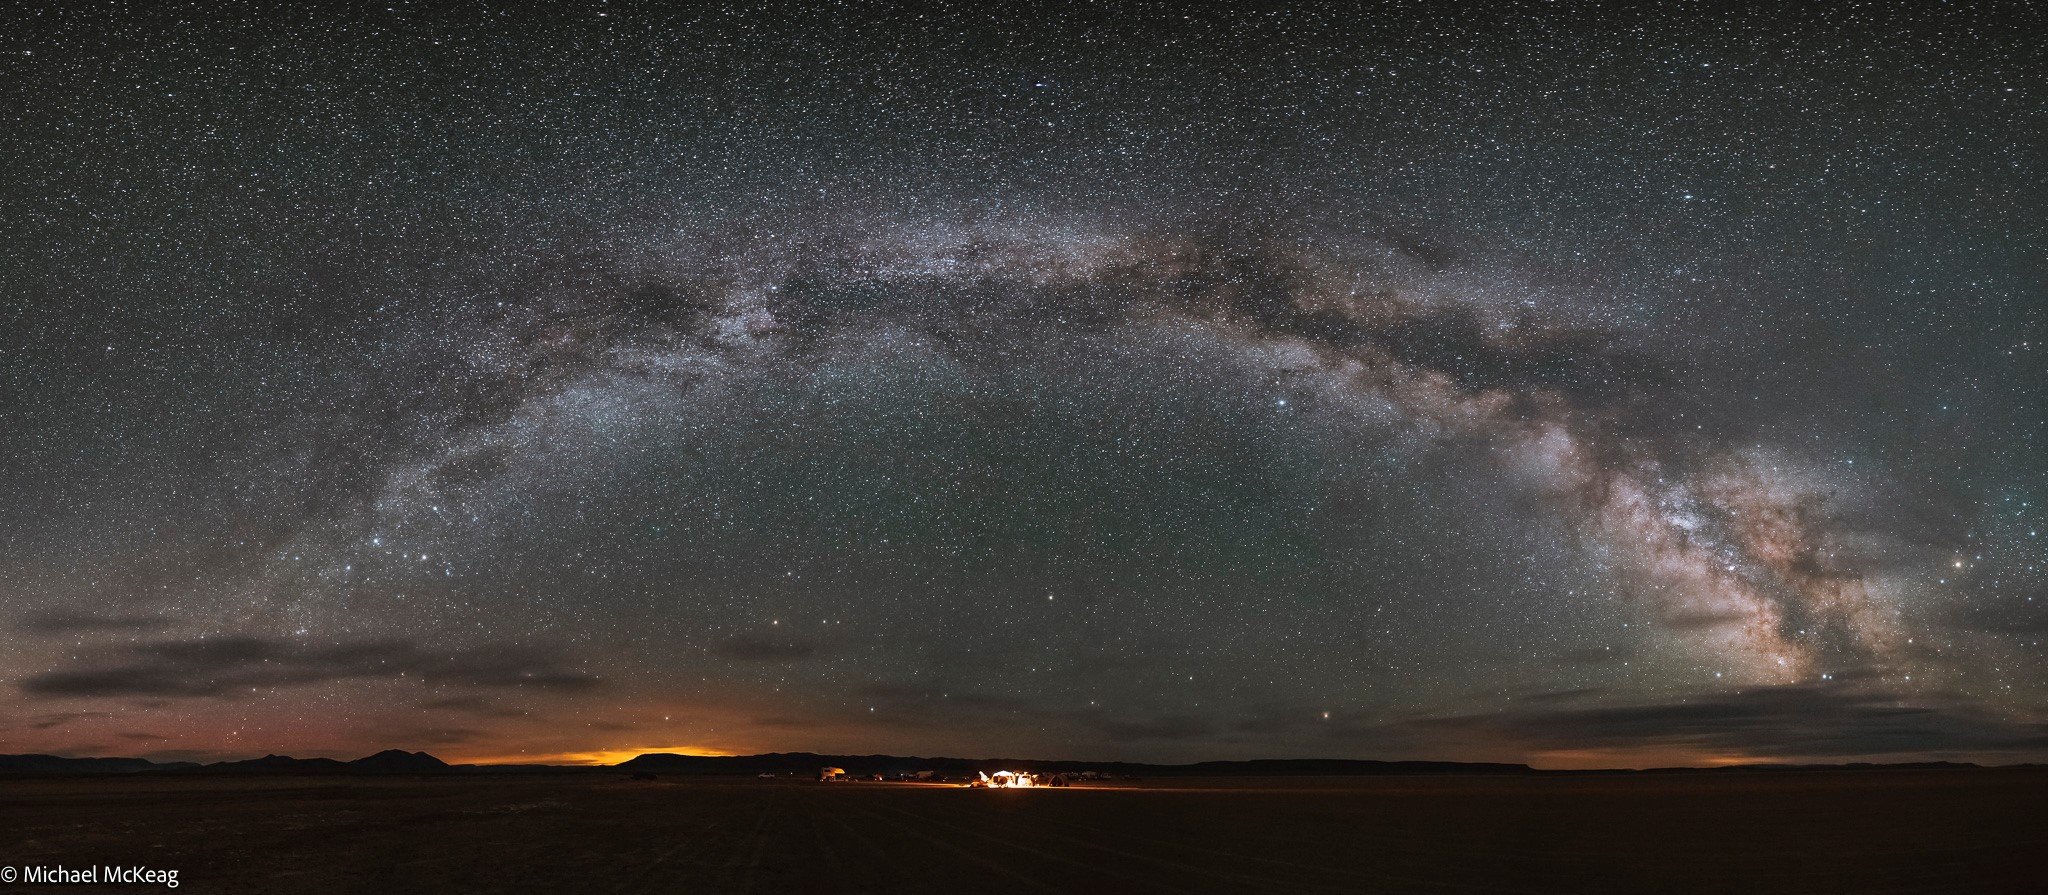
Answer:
976, 770, 1037, 788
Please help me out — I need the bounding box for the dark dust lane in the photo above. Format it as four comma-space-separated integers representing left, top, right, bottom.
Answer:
3, 772, 2045, 894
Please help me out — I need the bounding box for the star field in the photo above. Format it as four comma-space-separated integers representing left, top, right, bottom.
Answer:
1, 2, 2043, 767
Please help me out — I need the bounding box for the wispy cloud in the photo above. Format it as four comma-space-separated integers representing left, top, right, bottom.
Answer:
21, 636, 600, 699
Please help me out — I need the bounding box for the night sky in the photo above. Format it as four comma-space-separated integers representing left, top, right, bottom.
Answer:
3, 2, 2043, 769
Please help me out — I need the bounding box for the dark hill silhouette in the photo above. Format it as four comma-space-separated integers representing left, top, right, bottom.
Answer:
0, 754, 198, 774
1, 751, 458, 776
350, 749, 451, 772
202, 754, 351, 773
0, 750, 2006, 777
615, 751, 1535, 777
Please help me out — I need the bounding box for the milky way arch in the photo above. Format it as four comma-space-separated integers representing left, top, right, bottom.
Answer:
307, 214, 1904, 683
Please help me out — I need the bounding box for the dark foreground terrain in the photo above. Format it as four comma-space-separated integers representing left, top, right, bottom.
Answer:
4, 770, 2044, 893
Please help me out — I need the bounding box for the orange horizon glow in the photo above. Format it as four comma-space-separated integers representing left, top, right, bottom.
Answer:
449, 744, 737, 767
34, 726, 1893, 772
435, 743, 1787, 771
1524, 747, 1774, 771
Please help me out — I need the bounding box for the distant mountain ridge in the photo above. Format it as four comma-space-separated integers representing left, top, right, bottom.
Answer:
350, 749, 452, 772
2, 749, 1536, 777
202, 754, 350, 773
0, 750, 2012, 777
0, 750, 455, 776
0, 754, 200, 774
616, 752, 1536, 777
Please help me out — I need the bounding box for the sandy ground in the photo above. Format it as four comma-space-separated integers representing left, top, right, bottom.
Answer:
3, 770, 2044, 893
